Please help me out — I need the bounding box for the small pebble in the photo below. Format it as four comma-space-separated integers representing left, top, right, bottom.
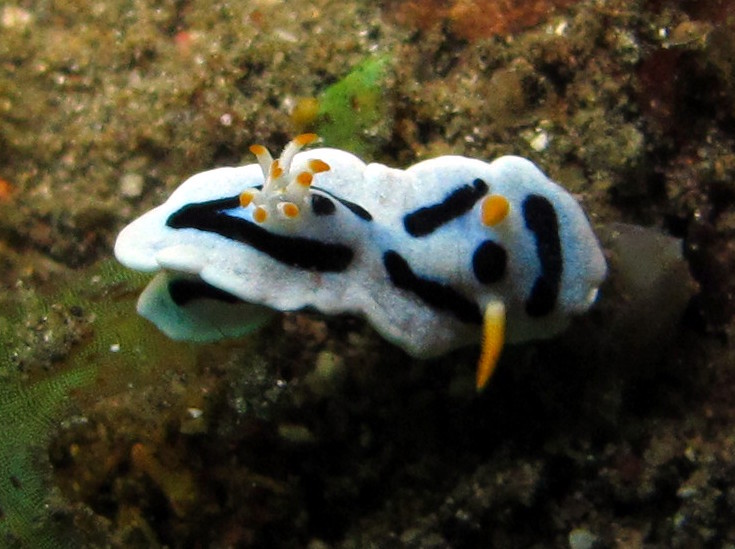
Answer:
1, 6, 34, 29
187, 407, 203, 419
569, 528, 598, 549
120, 173, 144, 198
529, 129, 550, 151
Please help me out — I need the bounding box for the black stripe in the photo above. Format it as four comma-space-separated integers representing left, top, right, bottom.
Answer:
168, 278, 244, 306
522, 194, 562, 317
311, 193, 336, 216
403, 178, 488, 237
167, 196, 354, 272
472, 240, 507, 284
311, 186, 373, 221
383, 250, 482, 324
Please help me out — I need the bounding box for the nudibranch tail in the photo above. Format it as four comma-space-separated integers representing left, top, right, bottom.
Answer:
239, 133, 331, 223
476, 301, 506, 391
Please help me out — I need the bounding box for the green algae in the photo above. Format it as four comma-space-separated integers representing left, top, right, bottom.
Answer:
0, 261, 197, 546
0, 371, 92, 547
315, 54, 393, 158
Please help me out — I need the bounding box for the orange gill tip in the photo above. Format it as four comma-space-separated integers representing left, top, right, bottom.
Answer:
249, 144, 268, 156
481, 194, 510, 227
239, 190, 256, 207
296, 171, 313, 187
279, 202, 300, 218
294, 133, 318, 146
253, 206, 268, 223
309, 159, 331, 173
476, 301, 506, 391
270, 159, 284, 179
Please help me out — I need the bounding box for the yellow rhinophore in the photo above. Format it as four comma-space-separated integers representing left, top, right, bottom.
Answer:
476, 301, 506, 390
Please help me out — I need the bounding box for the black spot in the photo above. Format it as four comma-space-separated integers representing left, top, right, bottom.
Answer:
167, 196, 354, 272
383, 250, 482, 324
311, 194, 336, 216
312, 186, 373, 221
168, 278, 244, 307
472, 240, 507, 284
9, 476, 21, 489
522, 194, 562, 317
404, 178, 488, 237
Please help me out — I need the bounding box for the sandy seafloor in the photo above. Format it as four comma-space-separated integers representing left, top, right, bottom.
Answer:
1, 0, 735, 547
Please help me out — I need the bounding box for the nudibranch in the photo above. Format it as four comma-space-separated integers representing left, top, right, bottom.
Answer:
115, 134, 606, 390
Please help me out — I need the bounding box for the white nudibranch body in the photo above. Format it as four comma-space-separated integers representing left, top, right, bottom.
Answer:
115, 134, 607, 389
